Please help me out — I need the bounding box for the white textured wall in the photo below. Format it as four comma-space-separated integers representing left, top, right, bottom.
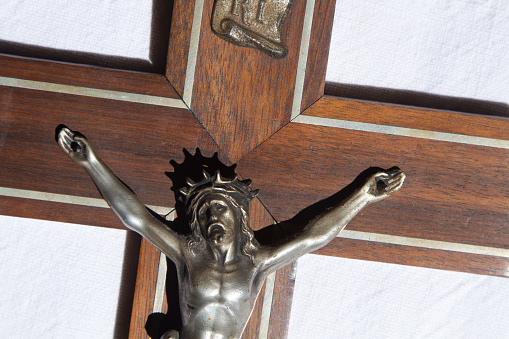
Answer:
0, 216, 128, 338
327, 0, 509, 106
289, 254, 509, 339
0, 0, 153, 60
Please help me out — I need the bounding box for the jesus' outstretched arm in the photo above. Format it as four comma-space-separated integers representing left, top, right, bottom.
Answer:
257, 168, 405, 274
56, 126, 184, 263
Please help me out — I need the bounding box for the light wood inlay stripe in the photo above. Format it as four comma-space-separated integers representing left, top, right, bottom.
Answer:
338, 230, 509, 258
258, 271, 277, 339
294, 114, 509, 149
153, 252, 168, 313
0, 76, 187, 108
152, 210, 176, 313
291, 0, 317, 120
182, 0, 206, 106
4, 187, 507, 260
0, 187, 171, 216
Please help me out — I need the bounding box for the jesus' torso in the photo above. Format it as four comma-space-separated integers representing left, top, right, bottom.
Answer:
175, 245, 266, 339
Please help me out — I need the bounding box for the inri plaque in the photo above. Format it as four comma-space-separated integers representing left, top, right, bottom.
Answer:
211, 0, 293, 58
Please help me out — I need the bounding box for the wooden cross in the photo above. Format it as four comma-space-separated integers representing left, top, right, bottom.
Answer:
1, 0, 508, 338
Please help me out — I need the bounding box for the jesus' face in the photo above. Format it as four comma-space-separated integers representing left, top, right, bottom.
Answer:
197, 193, 239, 245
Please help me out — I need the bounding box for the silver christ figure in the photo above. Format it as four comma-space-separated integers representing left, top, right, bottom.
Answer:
57, 126, 405, 339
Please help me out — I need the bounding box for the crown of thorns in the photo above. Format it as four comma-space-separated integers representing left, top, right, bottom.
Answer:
178, 170, 259, 211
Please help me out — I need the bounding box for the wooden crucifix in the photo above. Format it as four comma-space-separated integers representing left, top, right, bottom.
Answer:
1, 0, 508, 338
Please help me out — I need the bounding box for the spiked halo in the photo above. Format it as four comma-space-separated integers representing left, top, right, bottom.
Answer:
178, 170, 259, 213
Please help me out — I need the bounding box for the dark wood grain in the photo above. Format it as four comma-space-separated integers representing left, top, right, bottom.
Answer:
129, 239, 161, 339
249, 197, 277, 231
324, 82, 509, 118
0, 195, 124, 229
0, 86, 225, 207
165, 0, 337, 162
241, 283, 266, 339
310, 96, 509, 141
247, 189, 291, 339
3, 3, 505, 336
189, 0, 305, 162
300, 0, 336, 112
165, 0, 195, 96
241, 198, 276, 338
267, 262, 296, 339
238, 119, 509, 249
0, 54, 178, 98
314, 237, 509, 278
0, 84, 226, 338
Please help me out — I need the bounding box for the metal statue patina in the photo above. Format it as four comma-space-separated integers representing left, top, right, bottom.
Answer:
56, 126, 405, 339
211, 0, 292, 58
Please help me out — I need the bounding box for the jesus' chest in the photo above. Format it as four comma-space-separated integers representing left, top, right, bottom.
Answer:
179, 256, 264, 307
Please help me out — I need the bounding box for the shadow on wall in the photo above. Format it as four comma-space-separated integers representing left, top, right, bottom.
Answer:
0, 0, 173, 74
325, 82, 509, 118
114, 232, 142, 339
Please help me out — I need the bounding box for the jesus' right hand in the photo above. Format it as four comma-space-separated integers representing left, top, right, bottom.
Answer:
56, 126, 97, 168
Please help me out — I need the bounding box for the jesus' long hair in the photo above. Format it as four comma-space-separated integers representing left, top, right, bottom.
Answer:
186, 191, 259, 262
